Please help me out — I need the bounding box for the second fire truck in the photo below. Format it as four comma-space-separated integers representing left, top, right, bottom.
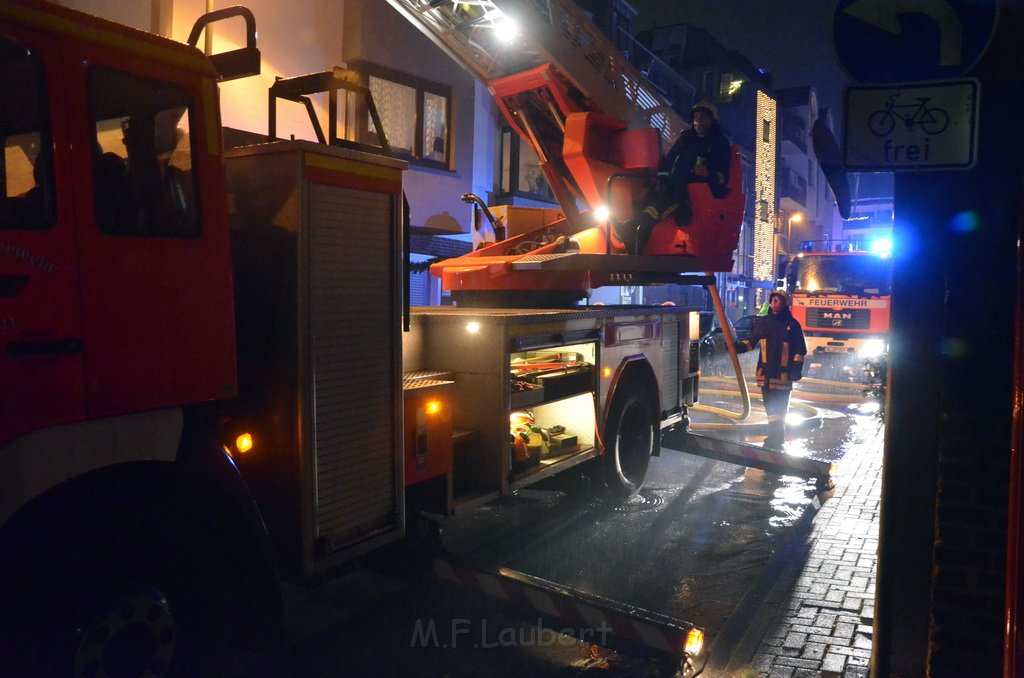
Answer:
783, 240, 893, 362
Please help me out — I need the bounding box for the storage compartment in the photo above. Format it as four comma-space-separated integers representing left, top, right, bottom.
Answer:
509, 343, 596, 404
402, 372, 454, 486
507, 341, 597, 480
407, 309, 605, 506
507, 391, 598, 484
510, 381, 545, 409
227, 142, 405, 577
532, 365, 594, 400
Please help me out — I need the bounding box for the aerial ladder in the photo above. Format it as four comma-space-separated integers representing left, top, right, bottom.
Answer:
387, 0, 746, 306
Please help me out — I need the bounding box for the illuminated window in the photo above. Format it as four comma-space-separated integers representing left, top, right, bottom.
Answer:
719, 72, 745, 102
357, 62, 451, 170
498, 127, 555, 202
753, 91, 777, 282
422, 92, 447, 163
719, 72, 733, 99
369, 77, 415, 157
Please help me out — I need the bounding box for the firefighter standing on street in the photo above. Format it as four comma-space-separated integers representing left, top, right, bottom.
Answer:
735, 290, 807, 448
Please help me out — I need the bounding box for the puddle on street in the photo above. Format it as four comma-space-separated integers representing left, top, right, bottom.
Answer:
609, 489, 666, 512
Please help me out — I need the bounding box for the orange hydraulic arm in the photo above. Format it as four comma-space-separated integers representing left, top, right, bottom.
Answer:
387, 0, 744, 301
430, 64, 745, 303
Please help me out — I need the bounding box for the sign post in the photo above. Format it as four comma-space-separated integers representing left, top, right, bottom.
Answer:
833, 0, 996, 172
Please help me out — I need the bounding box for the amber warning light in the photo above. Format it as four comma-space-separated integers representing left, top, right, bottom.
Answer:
685, 627, 704, 656
224, 432, 254, 457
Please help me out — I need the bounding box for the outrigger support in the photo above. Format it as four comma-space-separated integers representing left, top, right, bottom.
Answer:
675, 430, 835, 491
432, 556, 707, 673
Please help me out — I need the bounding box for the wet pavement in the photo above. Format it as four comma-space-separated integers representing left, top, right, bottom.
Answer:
283, 365, 883, 677
685, 359, 883, 676
740, 408, 882, 678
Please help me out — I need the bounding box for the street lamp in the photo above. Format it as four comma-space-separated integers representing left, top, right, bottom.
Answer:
773, 210, 804, 288
786, 211, 804, 254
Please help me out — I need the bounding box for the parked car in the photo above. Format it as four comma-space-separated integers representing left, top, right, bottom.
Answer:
700, 313, 760, 374
732, 314, 758, 342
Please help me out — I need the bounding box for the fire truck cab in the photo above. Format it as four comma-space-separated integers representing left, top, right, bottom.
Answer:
0, 4, 281, 674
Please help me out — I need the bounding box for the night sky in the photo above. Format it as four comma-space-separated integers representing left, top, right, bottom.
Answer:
629, 0, 851, 129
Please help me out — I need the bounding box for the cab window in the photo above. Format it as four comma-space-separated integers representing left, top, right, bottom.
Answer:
0, 33, 54, 231
89, 68, 198, 238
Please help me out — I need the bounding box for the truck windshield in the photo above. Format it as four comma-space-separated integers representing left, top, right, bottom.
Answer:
794, 254, 891, 295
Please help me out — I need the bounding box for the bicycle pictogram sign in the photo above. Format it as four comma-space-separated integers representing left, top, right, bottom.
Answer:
844, 80, 978, 171
867, 95, 949, 137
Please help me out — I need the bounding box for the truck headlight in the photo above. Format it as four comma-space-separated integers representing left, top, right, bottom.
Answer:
860, 339, 886, 358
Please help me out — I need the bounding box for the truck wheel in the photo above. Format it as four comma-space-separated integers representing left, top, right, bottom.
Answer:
602, 387, 658, 497
1, 474, 281, 677
3, 513, 229, 677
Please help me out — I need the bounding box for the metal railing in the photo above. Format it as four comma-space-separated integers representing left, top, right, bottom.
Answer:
617, 26, 695, 113
387, 0, 687, 143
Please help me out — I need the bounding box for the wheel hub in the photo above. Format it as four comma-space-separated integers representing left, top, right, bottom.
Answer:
74, 588, 177, 678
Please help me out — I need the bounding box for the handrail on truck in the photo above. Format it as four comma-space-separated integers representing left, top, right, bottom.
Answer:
187, 6, 261, 81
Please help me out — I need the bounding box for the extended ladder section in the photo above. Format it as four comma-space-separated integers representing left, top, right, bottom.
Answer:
385, 0, 685, 142
678, 431, 834, 489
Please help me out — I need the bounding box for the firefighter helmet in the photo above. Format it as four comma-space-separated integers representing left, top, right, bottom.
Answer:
769, 289, 790, 307
691, 100, 719, 121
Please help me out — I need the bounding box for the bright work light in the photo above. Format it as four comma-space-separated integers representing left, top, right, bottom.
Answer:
861, 339, 886, 358
494, 16, 519, 43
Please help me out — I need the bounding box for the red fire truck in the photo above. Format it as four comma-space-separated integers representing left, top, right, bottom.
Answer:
783, 240, 892, 362
0, 2, 747, 673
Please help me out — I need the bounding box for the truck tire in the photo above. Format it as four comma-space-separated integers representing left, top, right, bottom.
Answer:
0, 469, 282, 677
602, 385, 658, 498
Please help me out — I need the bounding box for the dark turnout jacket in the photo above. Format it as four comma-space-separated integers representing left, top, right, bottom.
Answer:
735, 311, 807, 390
660, 125, 732, 199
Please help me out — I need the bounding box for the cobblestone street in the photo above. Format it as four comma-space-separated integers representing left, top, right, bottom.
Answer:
736, 414, 883, 677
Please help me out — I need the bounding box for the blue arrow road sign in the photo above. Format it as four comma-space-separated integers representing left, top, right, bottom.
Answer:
833, 0, 998, 83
